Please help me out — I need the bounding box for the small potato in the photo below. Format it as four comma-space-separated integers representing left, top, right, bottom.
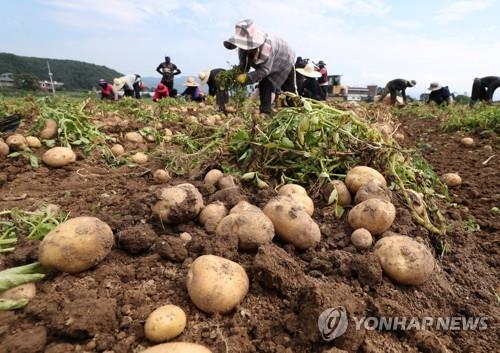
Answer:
374, 235, 435, 285
230, 201, 262, 215
131, 152, 148, 164
225, 106, 237, 113
460, 137, 474, 146
141, 342, 212, 353
278, 184, 314, 216
26, 136, 41, 148
153, 169, 171, 184
164, 128, 173, 142
394, 132, 405, 142
125, 131, 144, 143
146, 134, 156, 142
199, 202, 228, 233
186, 255, 249, 314
153, 183, 204, 224
38, 216, 114, 273
42, 147, 76, 167
204, 169, 224, 187
263, 196, 321, 250
354, 180, 392, 204
0, 283, 36, 301
0, 140, 9, 156
350, 228, 373, 250
348, 198, 396, 235
373, 122, 393, 139
324, 180, 352, 206
110, 144, 125, 157
144, 304, 187, 343
6, 134, 27, 151
39, 119, 58, 140
186, 115, 198, 124
441, 173, 462, 187
407, 189, 425, 215
345, 166, 387, 193
218, 175, 238, 190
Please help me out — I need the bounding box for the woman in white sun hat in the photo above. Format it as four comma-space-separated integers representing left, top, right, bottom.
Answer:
427, 82, 452, 106
181, 77, 204, 102
296, 63, 324, 101
199, 68, 228, 111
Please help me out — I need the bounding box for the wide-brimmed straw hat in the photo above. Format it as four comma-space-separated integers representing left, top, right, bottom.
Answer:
296, 63, 322, 79
427, 82, 442, 91
408, 80, 417, 87
112, 77, 127, 91
184, 77, 199, 87
198, 71, 210, 84
224, 19, 267, 50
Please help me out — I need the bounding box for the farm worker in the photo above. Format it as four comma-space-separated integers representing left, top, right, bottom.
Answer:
224, 19, 296, 114
296, 63, 324, 101
469, 76, 500, 107
152, 83, 169, 102
427, 82, 452, 106
199, 68, 229, 112
317, 60, 329, 99
378, 79, 416, 106
156, 56, 181, 97
98, 79, 115, 100
181, 77, 205, 102
112, 74, 142, 99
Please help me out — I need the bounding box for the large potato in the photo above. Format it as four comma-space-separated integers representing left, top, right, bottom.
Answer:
26, 136, 41, 148
441, 173, 462, 187
374, 235, 435, 285
199, 202, 228, 233
354, 180, 392, 204
278, 184, 314, 216
152, 183, 204, 224
348, 199, 396, 235
144, 304, 187, 343
125, 131, 144, 143
263, 196, 321, 250
6, 134, 27, 151
345, 166, 387, 193
141, 342, 212, 353
38, 216, 114, 273
324, 180, 352, 206
42, 147, 76, 167
216, 211, 274, 251
0, 283, 36, 301
39, 119, 58, 139
186, 255, 249, 314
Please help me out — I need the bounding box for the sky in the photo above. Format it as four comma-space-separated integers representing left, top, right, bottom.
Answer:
1, 0, 499, 97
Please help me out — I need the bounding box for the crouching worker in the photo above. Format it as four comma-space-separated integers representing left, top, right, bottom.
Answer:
153, 83, 169, 102
469, 76, 500, 107
224, 19, 296, 114
378, 79, 416, 106
199, 68, 229, 111
113, 74, 143, 99
296, 63, 324, 100
427, 82, 452, 105
181, 77, 205, 102
98, 79, 115, 100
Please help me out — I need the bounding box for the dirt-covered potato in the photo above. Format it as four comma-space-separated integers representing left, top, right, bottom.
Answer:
0, 140, 9, 156
348, 198, 396, 235
39, 119, 58, 139
350, 228, 373, 250
278, 184, 314, 216
278, 184, 307, 196
141, 342, 212, 353
26, 136, 41, 148
263, 196, 321, 250
38, 216, 114, 273
460, 137, 474, 146
186, 255, 249, 314
145, 134, 156, 142
153, 169, 171, 184
199, 202, 228, 233
144, 304, 187, 343
125, 131, 144, 143
110, 144, 125, 157
6, 134, 27, 151
152, 183, 204, 224
373, 122, 393, 139
394, 132, 405, 142
230, 201, 262, 215
0, 283, 36, 301
164, 128, 173, 142
374, 235, 435, 285
407, 189, 425, 215
42, 147, 76, 167
218, 175, 238, 190
354, 180, 392, 204
345, 166, 387, 193
216, 211, 274, 251
441, 173, 462, 187
204, 169, 224, 187
186, 115, 198, 124
324, 180, 352, 206
131, 152, 148, 164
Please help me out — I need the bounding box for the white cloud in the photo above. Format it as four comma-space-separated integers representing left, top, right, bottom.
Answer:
391, 20, 422, 29
433, 0, 495, 24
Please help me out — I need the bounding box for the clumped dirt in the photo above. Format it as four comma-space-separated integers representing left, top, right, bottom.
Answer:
0, 113, 499, 353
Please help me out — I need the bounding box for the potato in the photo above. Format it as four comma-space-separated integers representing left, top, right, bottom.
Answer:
441, 173, 462, 187
324, 180, 352, 206
373, 122, 393, 139
146, 134, 156, 142
39, 119, 58, 139
460, 137, 474, 146
153, 169, 171, 184
152, 183, 204, 224
225, 106, 237, 113
394, 132, 405, 142
0, 283, 36, 301
38, 216, 114, 273
164, 128, 173, 142
278, 184, 307, 196
278, 184, 314, 216
348, 198, 396, 235
350, 228, 373, 250
125, 131, 144, 143
42, 147, 76, 167
141, 342, 212, 353
6, 134, 27, 151
374, 235, 435, 285
230, 201, 262, 215
204, 169, 224, 187
216, 211, 274, 251
186, 115, 198, 124
345, 166, 387, 193
354, 180, 392, 204
110, 144, 125, 157
199, 202, 227, 233
218, 175, 238, 190
407, 189, 425, 215
131, 152, 148, 164
26, 136, 41, 148
186, 255, 249, 314
263, 196, 321, 250
0, 140, 9, 156
144, 304, 186, 343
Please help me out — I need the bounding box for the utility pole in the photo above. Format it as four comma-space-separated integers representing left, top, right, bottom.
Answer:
47, 61, 55, 95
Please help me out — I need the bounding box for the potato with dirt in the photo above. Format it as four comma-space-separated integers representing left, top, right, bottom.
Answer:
199, 201, 227, 233
142, 342, 212, 353
374, 235, 435, 285
278, 184, 314, 216
263, 196, 321, 250
26, 136, 41, 148
110, 144, 125, 157
131, 152, 148, 164
323, 180, 352, 206
6, 134, 27, 151
0, 139, 9, 156
39, 119, 58, 139
348, 198, 396, 235
125, 131, 144, 143
42, 147, 76, 167
153, 169, 171, 184
230, 200, 262, 214
217, 175, 239, 190
441, 173, 462, 187
38, 216, 114, 273
144, 304, 187, 343
350, 228, 373, 250
152, 183, 204, 224
186, 255, 249, 314
354, 180, 392, 204
0, 283, 37, 301
204, 169, 224, 185
345, 166, 387, 193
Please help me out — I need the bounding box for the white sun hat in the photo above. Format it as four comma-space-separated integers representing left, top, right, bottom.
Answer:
296, 63, 322, 79
198, 71, 210, 84
184, 77, 199, 87
427, 82, 442, 91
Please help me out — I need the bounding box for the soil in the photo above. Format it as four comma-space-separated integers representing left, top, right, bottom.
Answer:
0, 112, 499, 353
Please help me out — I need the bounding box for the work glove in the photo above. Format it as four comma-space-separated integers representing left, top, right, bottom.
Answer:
236, 73, 248, 85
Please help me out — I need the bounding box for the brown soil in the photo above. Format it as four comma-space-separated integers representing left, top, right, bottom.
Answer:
0, 114, 499, 353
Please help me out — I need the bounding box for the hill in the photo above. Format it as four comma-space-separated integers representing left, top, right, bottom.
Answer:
0, 53, 122, 90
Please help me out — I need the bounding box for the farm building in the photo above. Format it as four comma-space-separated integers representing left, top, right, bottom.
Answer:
0, 73, 15, 88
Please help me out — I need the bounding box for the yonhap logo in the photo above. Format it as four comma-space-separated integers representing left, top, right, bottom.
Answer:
318, 306, 349, 341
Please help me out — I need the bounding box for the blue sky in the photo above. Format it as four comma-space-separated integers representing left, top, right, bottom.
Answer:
1, 0, 499, 97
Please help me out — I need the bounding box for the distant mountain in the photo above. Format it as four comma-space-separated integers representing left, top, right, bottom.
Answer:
0, 52, 122, 90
